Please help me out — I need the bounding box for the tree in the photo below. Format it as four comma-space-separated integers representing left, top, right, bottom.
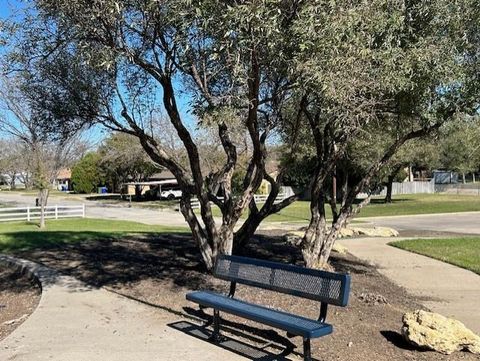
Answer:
0, 138, 21, 189
5, 0, 305, 269
283, 0, 479, 267
0, 76, 81, 228
98, 132, 158, 193
438, 117, 480, 183
71, 152, 103, 194
4, 0, 479, 268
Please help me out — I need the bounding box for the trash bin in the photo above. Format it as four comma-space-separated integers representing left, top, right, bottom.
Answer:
97, 186, 108, 194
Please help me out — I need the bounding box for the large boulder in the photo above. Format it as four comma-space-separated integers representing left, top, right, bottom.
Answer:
402, 310, 480, 355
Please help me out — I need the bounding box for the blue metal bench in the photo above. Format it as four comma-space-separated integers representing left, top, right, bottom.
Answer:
186, 255, 351, 361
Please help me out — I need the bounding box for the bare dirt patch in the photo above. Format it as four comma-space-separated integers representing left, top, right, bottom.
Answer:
0, 266, 41, 341
15, 231, 478, 361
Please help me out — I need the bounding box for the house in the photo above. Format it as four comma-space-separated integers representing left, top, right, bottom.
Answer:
54, 168, 72, 191
121, 170, 177, 197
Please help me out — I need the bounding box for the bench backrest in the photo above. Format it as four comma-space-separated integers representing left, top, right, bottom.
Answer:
214, 255, 350, 307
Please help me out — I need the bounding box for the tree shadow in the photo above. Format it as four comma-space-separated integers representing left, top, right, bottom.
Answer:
0, 266, 40, 294
0, 231, 115, 253
4, 229, 376, 300
11, 232, 215, 292
368, 197, 412, 205
86, 195, 123, 201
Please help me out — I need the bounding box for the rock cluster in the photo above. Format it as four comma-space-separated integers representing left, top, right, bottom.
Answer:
357, 292, 388, 305
283, 225, 399, 246
340, 226, 399, 238
402, 310, 480, 355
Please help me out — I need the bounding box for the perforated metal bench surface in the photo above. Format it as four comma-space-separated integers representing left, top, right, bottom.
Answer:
186, 290, 333, 338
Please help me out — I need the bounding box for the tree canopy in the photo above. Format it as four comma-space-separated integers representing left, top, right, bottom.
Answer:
2, 0, 478, 268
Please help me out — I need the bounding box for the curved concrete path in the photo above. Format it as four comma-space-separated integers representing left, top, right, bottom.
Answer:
0, 255, 247, 361
340, 237, 480, 334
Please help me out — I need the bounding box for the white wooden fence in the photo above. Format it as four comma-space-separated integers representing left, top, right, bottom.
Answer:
379, 179, 435, 196
0, 205, 85, 222
253, 193, 286, 204
190, 193, 286, 209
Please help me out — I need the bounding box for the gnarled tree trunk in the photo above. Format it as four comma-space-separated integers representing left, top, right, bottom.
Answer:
38, 188, 49, 229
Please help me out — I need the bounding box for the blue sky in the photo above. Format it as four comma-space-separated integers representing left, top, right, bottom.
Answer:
0, 0, 23, 19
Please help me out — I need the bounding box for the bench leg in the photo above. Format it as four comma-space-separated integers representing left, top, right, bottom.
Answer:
209, 309, 223, 343
303, 338, 312, 361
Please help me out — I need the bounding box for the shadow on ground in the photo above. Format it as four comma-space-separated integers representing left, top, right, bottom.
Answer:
12, 232, 373, 292
380, 331, 425, 352
6, 230, 465, 361
169, 321, 313, 361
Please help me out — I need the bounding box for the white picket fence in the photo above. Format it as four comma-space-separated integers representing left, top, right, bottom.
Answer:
0, 205, 86, 222
190, 193, 286, 210
253, 193, 286, 204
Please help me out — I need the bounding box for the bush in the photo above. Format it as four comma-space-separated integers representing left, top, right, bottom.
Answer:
71, 152, 103, 193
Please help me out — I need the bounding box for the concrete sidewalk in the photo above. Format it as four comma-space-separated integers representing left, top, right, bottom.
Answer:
0, 256, 249, 361
340, 237, 480, 334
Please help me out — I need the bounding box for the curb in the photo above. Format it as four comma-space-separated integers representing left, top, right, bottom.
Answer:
0, 255, 46, 291
0, 254, 91, 299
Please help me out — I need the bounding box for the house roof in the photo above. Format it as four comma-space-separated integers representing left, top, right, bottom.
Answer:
149, 169, 175, 180
123, 180, 178, 186
57, 168, 72, 179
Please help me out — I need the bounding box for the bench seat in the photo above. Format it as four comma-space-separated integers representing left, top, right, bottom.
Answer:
187, 290, 333, 338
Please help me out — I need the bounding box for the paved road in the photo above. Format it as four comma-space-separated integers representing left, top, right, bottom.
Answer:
0, 192, 189, 227
4, 191, 480, 235
368, 212, 480, 234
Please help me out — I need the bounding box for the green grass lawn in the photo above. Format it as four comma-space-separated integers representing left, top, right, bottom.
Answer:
202, 194, 480, 222
0, 218, 188, 253
390, 237, 480, 275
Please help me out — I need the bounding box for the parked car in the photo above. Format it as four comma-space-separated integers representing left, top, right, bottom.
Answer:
159, 186, 182, 200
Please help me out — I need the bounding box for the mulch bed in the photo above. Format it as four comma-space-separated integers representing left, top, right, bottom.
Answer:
0, 266, 41, 341
14, 231, 478, 361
